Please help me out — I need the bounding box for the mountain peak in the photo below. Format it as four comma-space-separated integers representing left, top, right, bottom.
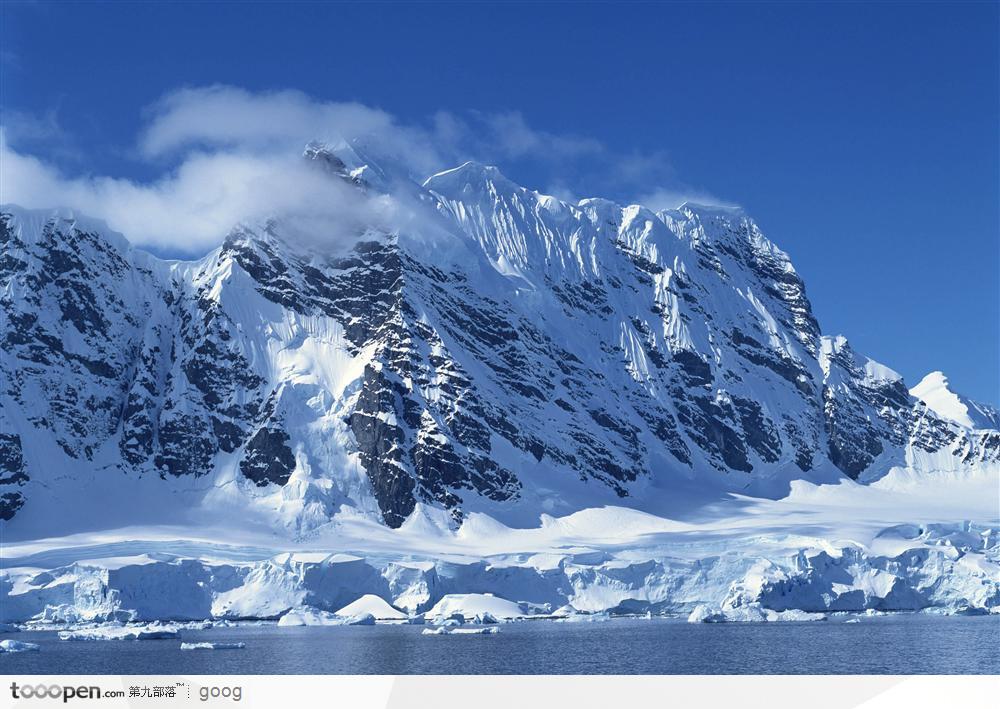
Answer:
422, 161, 517, 195
911, 371, 1000, 430
302, 139, 393, 193
675, 201, 745, 217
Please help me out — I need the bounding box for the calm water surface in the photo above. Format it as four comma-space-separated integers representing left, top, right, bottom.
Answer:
3, 616, 997, 674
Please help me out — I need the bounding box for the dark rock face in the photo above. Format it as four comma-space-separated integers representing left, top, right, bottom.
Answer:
0, 213, 147, 464
240, 427, 296, 487
349, 365, 415, 527
0, 432, 28, 521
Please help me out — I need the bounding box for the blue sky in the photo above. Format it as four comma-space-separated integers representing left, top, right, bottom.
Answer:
2, 1, 997, 404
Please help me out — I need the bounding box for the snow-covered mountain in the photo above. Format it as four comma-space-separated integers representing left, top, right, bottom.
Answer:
2, 144, 997, 538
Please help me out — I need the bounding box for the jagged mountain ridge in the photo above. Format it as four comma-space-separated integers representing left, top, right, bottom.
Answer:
1, 145, 997, 534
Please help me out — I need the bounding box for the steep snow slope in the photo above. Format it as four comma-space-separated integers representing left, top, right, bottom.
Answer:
0, 145, 997, 540
911, 371, 1000, 430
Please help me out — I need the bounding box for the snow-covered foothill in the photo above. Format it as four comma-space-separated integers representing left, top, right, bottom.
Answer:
333, 594, 408, 620
340, 613, 376, 626
424, 594, 526, 621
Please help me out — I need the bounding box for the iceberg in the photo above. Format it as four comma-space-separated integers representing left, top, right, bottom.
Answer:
687, 605, 726, 623
58, 622, 180, 641
277, 608, 376, 627
422, 626, 499, 635
0, 639, 40, 653
180, 642, 246, 650
555, 611, 611, 623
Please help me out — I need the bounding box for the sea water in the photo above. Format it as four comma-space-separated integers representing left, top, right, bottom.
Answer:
2, 615, 997, 675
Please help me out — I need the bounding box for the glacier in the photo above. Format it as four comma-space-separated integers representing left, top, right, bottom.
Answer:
1, 141, 997, 625
2, 480, 998, 624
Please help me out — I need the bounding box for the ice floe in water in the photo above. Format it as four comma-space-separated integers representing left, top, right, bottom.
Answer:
57, 622, 180, 641
422, 626, 499, 635
687, 604, 827, 623
0, 639, 40, 653
277, 609, 375, 627
180, 642, 246, 650
555, 611, 611, 623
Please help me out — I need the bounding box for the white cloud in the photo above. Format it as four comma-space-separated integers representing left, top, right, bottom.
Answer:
1, 85, 737, 252
140, 85, 446, 178
1, 131, 420, 253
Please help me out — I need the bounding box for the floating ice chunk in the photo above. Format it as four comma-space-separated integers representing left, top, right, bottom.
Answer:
58, 622, 180, 641
430, 615, 464, 627
334, 595, 407, 620
555, 611, 610, 623
179, 620, 213, 630
766, 609, 826, 622
688, 603, 825, 623
180, 642, 246, 650
687, 605, 726, 623
0, 639, 40, 653
277, 608, 375, 626
277, 609, 341, 627
718, 605, 770, 622
421, 626, 499, 635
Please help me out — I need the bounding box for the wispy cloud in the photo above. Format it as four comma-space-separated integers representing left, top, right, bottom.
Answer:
477, 111, 604, 161
1, 84, 737, 252
139, 85, 443, 176
2, 107, 83, 163
635, 187, 741, 212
